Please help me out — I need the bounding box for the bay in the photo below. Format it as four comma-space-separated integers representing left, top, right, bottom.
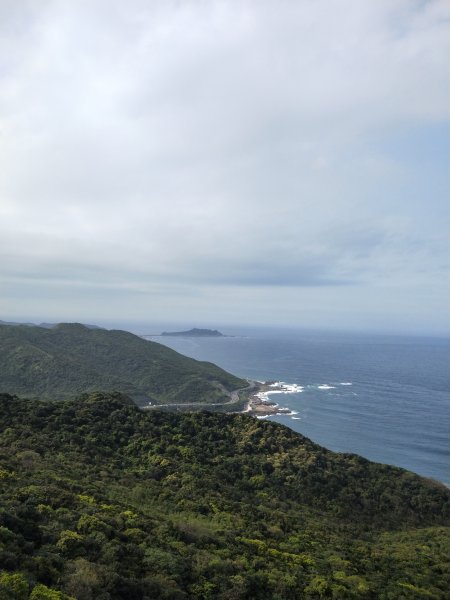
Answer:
147, 327, 449, 486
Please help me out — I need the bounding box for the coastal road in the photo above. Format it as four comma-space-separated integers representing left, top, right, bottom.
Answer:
142, 381, 257, 410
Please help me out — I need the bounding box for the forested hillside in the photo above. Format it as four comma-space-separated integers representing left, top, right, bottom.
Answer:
0, 324, 245, 404
0, 392, 448, 599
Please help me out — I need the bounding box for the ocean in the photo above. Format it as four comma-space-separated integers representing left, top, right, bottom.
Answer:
147, 327, 449, 486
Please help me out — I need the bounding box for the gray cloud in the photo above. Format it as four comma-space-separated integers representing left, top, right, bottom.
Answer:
0, 0, 448, 333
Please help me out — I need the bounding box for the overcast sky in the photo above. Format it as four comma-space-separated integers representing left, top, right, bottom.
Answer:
1, 0, 448, 335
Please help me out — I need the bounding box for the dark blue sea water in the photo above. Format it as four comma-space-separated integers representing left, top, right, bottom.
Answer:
147, 328, 449, 485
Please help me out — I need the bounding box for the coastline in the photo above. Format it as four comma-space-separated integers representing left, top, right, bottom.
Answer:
242, 381, 303, 419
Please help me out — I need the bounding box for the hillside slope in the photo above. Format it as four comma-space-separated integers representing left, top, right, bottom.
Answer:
0, 392, 448, 599
0, 323, 246, 404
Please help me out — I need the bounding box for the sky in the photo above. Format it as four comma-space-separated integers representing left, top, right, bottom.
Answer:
0, 0, 449, 335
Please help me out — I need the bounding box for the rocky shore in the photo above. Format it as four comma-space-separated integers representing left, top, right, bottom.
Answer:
244, 381, 303, 418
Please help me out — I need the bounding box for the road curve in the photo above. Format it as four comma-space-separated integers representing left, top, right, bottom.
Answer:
142, 381, 256, 410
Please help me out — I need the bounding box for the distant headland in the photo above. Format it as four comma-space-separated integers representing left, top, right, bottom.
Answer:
161, 328, 225, 337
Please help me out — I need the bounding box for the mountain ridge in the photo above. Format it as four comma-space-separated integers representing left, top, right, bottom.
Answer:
0, 323, 246, 404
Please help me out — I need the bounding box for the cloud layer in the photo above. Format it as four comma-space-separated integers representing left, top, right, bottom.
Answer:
1, 0, 448, 333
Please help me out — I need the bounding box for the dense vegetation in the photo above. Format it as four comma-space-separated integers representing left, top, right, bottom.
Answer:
0, 392, 448, 599
0, 324, 245, 404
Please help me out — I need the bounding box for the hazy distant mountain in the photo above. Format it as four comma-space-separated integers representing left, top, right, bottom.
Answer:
161, 327, 225, 337
38, 322, 104, 329
0, 319, 103, 329
0, 323, 245, 403
33, 322, 72, 329
0, 319, 36, 326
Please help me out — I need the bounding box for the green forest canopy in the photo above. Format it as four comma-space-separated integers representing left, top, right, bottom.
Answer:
0, 324, 246, 405
0, 392, 448, 599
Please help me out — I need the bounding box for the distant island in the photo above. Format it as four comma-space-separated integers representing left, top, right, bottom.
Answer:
161, 327, 225, 337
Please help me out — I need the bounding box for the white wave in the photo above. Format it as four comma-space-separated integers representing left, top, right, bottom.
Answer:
291, 416, 302, 420
256, 415, 271, 419
339, 382, 352, 386
267, 382, 304, 394
317, 384, 336, 390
